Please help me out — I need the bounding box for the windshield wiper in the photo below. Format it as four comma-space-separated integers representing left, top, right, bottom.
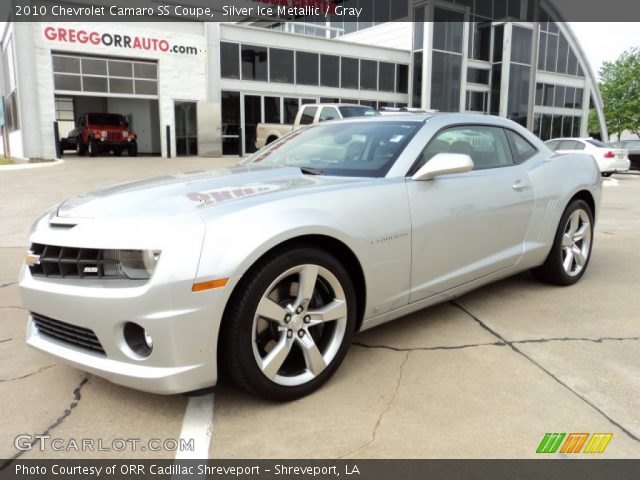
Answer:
299, 167, 325, 176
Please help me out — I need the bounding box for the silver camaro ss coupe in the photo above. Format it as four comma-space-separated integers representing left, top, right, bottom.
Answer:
20, 114, 601, 400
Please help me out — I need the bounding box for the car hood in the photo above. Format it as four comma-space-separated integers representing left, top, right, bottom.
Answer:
56, 166, 367, 220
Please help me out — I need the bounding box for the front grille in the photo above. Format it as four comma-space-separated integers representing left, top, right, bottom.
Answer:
32, 313, 105, 355
107, 131, 124, 141
29, 243, 126, 279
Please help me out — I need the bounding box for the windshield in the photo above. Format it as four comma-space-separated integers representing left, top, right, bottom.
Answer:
87, 114, 125, 126
586, 139, 608, 148
242, 121, 421, 177
338, 106, 379, 118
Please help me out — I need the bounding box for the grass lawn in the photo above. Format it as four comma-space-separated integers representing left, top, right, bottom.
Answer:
0, 157, 17, 165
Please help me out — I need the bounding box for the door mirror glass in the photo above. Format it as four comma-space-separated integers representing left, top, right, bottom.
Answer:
412, 153, 474, 181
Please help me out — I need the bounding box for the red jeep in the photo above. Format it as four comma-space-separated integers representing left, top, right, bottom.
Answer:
70, 113, 138, 157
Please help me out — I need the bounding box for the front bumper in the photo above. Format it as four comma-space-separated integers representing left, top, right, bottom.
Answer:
19, 215, 238, 395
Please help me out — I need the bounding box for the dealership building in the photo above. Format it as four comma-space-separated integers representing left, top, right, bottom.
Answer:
0, 0, 607, 160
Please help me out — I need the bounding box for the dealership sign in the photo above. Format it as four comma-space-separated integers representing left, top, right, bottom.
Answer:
43, 26, 200, 55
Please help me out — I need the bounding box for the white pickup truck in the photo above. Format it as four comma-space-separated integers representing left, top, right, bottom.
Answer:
255, 103, 378, 150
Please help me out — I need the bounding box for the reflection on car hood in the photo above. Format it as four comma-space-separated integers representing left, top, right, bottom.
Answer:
56, 166, 366, 219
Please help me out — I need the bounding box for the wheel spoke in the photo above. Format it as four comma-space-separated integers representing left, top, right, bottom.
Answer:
573, 222, 589, 242
573, 247, 586, 267
257, 297, 287, 325
296, 265, 319, 309
568, 211, 580, 236
298, 333, 327, 376
563, 248, 574, 272
308, 299, 347, 325
260, 335, 292, 380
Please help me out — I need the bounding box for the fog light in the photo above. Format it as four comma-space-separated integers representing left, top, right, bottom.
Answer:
123, 322, 153, 357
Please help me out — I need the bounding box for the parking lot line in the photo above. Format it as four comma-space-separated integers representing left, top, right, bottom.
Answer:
175, 393, 215, 460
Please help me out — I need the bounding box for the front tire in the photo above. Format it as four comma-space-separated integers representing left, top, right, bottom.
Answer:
221, 246, 357, 401
88, 139, 98, 157
532, 199, 594, 286
76, 137, 86, 156
128, 141, 138, 157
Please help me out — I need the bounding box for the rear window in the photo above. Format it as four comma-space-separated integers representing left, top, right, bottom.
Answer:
338, 106, 379, 118
299, 107, 317, 125
87, 114, 125, 126
585, 139, 608, 148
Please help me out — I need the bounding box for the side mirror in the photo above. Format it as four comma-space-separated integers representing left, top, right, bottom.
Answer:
411, 153, 474, 181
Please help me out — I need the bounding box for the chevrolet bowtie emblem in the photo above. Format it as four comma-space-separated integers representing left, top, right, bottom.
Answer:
25, 251, 41, 266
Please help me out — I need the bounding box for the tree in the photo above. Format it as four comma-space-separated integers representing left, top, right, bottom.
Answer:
598, 48, 640, 140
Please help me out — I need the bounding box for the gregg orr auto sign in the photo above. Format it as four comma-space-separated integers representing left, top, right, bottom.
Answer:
43, 26, 201, 55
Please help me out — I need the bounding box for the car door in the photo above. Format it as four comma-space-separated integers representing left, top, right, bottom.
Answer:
406, 124, 535, 302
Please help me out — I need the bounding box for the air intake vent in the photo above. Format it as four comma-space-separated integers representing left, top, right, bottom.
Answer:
32, 313, 105, 355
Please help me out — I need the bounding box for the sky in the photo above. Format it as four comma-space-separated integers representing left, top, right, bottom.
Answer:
568, 22, 640, 78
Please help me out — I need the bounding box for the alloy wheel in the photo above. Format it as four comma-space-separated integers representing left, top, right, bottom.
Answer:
561, 208, 592, 277
251, 264, 348, 387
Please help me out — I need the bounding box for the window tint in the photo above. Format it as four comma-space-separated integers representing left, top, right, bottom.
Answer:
299, 107, 317, 125
296, 52, 319, 86
269, 48, 294, 84
396, 64, 409, 93
378, 62, 395, 92
545, 140, 560, 150
360, 60, 377, 90
320, 55, 339, 88
506, 130, 537, 163
418, 125, 514, 170
241, 45, 267, 81
341, 57, 358, 89
319, 107, 339, 122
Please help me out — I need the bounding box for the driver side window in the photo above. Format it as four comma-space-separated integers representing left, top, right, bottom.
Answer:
416, 125, 514, 171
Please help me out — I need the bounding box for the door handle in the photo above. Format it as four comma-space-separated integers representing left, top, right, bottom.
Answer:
512, 180, 528, 191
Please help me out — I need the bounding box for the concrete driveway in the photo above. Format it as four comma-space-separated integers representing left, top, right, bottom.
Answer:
1, 156, 639, 460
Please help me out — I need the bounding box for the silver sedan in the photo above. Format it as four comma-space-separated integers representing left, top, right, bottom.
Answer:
19, 114, 601, 400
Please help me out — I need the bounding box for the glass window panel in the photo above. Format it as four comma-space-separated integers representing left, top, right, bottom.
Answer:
511, 26, 532, 65
220, 42, 240, 79
572, 116, 581, 137
564, 86, 575, 108
412, 51, 423, 107
54, 74, 81, 91
494, 0, 508, 18
301, 98, 316, 105
466, 91, 487, 112
264, 96, 281, 124
493, 25, 504, 62
535, 83, 544, 106
319, 107, 340, 121
378, 62, 395, 92
567, 48, 578, 76
554, 85, 566, 108
299, 106, 317, 125
396, 64, 409, 93
341, 57, 359, 89
551, 114, 563, 138
508, 0, 521, 18
467, 67, 490, 84
53, 56, 80, 74
241, 45, 268, 82
109, 78, 134, 94
540, 114, 552, 140
470, 18, 491, 61
360, 60, 377, 90
533, 113, 542, 136
134, 79, 157, 95
413, 7, 425, 50
221, 90, 241, 155
296, 52, 319, 86
557, 33, 569, 74
562, 115, 573, 137
575, 88, 584, 109
506, 130, 537, 163
545, 33, 558, 72
390, 0, 409, 19
490, 64, 501, 115
108, 60, 133, 77
81, 58, 107, 76
320, 54, 340, 88
433, 9, 464, 53
476, 0, 492, 17
537, 32, 547, 70
284, 98, 299, 124
507, 64, 530, 126
269, 48, 294, 83
358, 0, 374, 29
134, 62, 157, 79
543, 84, 554, 107
431, 51, 461, 112
82, 76, 108, 93
320, 97, 340, 103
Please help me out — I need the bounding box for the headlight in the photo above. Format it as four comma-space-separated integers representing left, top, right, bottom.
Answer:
117, 250, 161, 280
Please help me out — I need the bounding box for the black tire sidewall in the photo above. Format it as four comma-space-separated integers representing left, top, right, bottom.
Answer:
223, 247, 357, 401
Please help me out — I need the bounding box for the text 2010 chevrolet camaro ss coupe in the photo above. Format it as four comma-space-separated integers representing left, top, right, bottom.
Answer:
20, 114, 601, 400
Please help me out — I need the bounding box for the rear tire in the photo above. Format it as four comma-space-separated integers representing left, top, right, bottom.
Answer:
88, 139, 98, 157
76, 137, 86, 156
531, 199, 594, 286
220, 246, 356, 401
128, 141, 138, 157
